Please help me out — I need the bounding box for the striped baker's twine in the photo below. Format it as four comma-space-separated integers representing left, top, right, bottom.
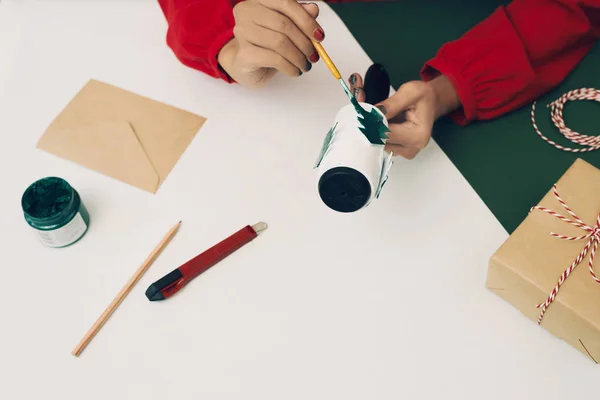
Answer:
530, 184, 600, 324
531, 88, 600, 152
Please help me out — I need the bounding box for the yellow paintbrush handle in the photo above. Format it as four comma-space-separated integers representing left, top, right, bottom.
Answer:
312, 41, 341, 80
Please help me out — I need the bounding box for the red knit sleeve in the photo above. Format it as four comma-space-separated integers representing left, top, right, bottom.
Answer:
420, 0, 600, 125
158, 0, 240, 83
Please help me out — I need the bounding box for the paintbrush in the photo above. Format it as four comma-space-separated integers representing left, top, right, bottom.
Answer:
312, 40, 391, 146
311, 40, 354, 101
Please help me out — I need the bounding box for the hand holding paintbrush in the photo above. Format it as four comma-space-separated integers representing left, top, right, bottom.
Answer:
217, 2, 325, 87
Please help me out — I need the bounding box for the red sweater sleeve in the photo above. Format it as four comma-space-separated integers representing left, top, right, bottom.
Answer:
420, 0, 600, 125
158, 0, 370, 82
158, 0, 239, 82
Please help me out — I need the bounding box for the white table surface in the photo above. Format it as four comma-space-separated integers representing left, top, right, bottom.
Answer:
0, 1, 596, 399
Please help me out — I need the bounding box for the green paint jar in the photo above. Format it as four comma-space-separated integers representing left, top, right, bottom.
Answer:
21, 177, 90, 248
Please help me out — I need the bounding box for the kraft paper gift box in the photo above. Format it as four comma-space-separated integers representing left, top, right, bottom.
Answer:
487, 158, 600, 363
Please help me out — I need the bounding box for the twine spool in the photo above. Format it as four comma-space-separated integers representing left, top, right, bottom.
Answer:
316, 102, 391, 213
531, 88, 600, 152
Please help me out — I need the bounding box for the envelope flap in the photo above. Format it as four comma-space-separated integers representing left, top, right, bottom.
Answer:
37, 120, 159, 193
38, 79, 205, 192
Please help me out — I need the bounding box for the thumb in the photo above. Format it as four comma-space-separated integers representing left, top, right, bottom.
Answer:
301, 2, 320, 18
375, 84, 420, 119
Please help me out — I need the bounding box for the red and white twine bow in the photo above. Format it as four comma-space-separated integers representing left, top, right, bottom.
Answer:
531, 88, 600, 152
531, 185, 600, 324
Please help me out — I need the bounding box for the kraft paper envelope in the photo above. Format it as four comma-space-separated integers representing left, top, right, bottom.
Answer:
37, 79, 206, 193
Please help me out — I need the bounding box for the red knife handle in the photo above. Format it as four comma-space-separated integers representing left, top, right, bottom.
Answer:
162, 225, 258, 298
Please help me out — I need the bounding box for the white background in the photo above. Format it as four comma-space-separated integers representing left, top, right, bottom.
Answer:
0, 1, 596, 399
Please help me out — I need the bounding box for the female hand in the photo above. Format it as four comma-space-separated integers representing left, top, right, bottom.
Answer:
218, 0, 325, 88
348, 73, 461, 159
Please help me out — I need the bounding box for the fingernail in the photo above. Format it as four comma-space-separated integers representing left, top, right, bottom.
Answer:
298, 70, 303, 76
305, 60, 312, 72
349, 74, 356, 85
313, 28, 325, 41
376, 105, 387, 115
353, 88, 360, 98
309, 51, 319, 63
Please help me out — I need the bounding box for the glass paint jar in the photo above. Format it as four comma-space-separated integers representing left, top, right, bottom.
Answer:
21, 177, 90, 248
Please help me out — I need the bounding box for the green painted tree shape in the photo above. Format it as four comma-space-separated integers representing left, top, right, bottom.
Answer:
314, 122, 338, 168
350, 97, 390, 145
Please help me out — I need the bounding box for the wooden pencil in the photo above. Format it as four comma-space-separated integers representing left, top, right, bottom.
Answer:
71, 220, 182, 357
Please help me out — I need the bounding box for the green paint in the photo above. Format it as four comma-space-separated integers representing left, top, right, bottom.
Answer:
336, 78, 389, 145
376, 152, 394, 198
376, 179, 388, 198
22, 177, 90, 248
315, 122, 338, 168
350, 96, 390, 145
23, 180, 71, 219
